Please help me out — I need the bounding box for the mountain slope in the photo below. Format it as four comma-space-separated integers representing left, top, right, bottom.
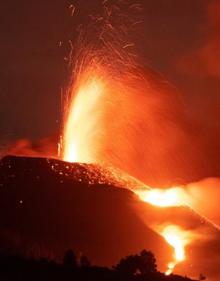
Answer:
0, 155, 171, 269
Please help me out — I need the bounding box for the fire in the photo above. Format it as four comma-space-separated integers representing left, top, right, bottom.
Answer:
61, 15, 195, 276
162, 225, 189, 275
62, 63, 193, 275
63, 72, 106, 163
133, 187, 192, 274
135, 187, 189, 207
163, 226, 185, 262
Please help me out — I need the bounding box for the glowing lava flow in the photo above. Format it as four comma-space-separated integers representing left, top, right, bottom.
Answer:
136, 187, 190, 207
162, 225, 189, 275
133, 187, 192, 274
134, 185, 193, 274
134, 187, 192, 274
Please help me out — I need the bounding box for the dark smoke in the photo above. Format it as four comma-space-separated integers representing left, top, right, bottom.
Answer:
1, 136, 58, 159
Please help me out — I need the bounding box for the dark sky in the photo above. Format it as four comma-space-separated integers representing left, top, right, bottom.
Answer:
0, 0, 219, 167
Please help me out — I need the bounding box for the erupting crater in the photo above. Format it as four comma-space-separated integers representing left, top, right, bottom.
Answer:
60, 58, 220, 280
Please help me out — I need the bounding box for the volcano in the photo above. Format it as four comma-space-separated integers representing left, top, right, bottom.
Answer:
0, 155, 219, 280
0, 155, 171, 268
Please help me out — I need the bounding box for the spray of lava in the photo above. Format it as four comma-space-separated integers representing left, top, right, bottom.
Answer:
62, 65, 194, 271
63, 66, 194, 271
63, 72, 105, 163
62, 3, 196, 275
61, 1, 190, 188
62, 55, 191, 275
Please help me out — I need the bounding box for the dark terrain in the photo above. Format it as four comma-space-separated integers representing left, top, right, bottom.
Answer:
0, 155, 219, 280
0, 155, 171, 268
0, 249, 199, 281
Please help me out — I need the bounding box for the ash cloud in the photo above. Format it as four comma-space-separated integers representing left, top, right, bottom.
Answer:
0, 136, 58, 160
177, 0, 220, 78
174, 0, 220, 182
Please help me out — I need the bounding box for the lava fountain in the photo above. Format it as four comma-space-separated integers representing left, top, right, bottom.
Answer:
61, 44, 194, 274
61, 9, 196, 275
62, 58, 194, 273
63, 72, 105, 163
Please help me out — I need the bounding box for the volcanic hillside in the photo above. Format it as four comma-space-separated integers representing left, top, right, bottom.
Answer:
0, 155, 171, 269
0, 156, 219, 280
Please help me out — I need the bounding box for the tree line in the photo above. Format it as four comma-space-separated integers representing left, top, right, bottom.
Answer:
0, 249, 205, 281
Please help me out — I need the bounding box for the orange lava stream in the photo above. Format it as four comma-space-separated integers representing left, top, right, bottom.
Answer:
135, 187, 190, 207
162, 225, 189, 275
134, 187, 192, 274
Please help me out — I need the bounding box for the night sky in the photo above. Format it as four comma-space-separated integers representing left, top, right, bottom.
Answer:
0, 0, 219, 177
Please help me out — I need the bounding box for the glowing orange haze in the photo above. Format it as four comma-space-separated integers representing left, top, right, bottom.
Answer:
62, 61, 194, 274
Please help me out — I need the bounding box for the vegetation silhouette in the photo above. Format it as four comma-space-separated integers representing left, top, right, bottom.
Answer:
115, 250, 157, 275
0, 249, 200, 281
63, 249, 77, 268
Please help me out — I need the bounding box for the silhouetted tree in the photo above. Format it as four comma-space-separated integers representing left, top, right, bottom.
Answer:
115, 254, 139, 275
0, 249, 200, 281
115, 250, 157, 276
63, 249, 77, 267
138, 250, 157, 274
80, 255, 91, 268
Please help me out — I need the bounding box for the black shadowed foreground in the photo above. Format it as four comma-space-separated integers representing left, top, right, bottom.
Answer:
0, 156, 215, 279
0, 249, 199, 281
0, 155, 172, 268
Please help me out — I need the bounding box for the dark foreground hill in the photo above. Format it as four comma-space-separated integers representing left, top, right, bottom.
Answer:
0, 155, 171, 269
0, 156, 219, 280
0, 250, 198, 281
